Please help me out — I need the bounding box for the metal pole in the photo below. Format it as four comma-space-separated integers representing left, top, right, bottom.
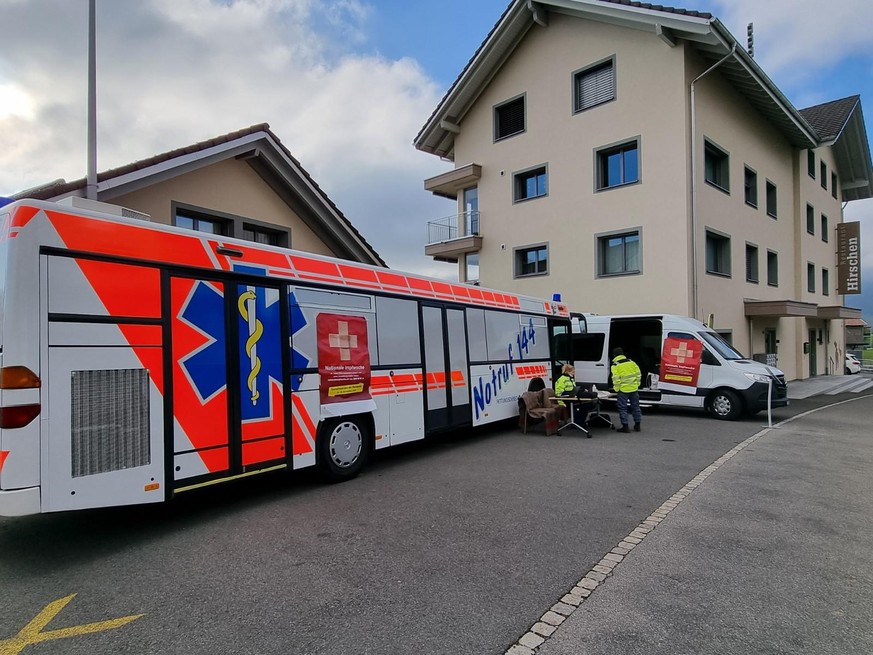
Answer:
762, 377, 780, 429
86, 0, 98, 200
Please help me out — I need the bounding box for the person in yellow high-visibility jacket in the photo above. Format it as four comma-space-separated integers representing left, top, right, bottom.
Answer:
611, 348, 642, 433
555, 363, 596, 429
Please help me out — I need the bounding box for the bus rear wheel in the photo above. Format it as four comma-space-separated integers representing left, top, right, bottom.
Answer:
318, 417, 369, 481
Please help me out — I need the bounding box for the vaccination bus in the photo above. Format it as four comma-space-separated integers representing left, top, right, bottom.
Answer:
0, 199, 576, 515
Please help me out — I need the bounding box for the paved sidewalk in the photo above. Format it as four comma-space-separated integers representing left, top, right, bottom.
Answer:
787, 373, 873, 399
507, 394, 873, 655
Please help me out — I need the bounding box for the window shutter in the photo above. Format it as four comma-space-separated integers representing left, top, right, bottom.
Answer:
496, 98, 525, 139
576, 62, 615, 112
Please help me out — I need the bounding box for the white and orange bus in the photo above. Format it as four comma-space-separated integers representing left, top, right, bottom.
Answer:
0, 198, 576, 515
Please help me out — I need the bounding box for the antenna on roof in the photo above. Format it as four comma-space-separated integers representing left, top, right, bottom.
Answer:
746, 22, 754, 58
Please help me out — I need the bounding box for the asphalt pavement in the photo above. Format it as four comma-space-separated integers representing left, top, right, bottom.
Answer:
507, 380, 873, 655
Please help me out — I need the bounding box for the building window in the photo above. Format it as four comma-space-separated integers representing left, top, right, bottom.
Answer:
242, 223, 283, 246
596, 139, 639, 190
745, 243, 759, 283
806, 204, 815, 235
807, 262, 815, 293
494, 96, 525, 141
704, 140, 729, 192
573, 58, 615, 113
174, 204, 290, 247
175, 212, 227, 235
463, 186, 479, 236
831, 172, 838, 199
515, 244, 549, 277
766, 180, 777, 218
465, 253, 480, 285
597, 230, 641, 276
821, 214, 828, 243
513, 165, 548, 202
822, 268, 830, 296
744, 166, 758, 207
820, 161, 827, 189
808, 150, 815, 178
705, 230, 731, 277
767, 250, 778, 286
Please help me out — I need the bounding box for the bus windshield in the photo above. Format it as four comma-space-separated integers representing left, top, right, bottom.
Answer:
699, 330, 745, 360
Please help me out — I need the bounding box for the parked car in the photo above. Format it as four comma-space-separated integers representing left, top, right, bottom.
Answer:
846, 353, 862, 375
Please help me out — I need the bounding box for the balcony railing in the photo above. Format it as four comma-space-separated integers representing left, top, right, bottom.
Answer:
426, 211, 480, 244
424, 211, 482, 262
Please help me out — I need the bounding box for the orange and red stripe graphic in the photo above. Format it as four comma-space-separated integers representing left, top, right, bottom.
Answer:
291, 394, 316, 456
40, 207, 533, 313
370, 370, 466, 396
514, 364, 550, 380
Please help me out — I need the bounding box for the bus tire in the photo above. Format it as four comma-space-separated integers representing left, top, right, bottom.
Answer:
318, 417, 369, 482
707, 389, 742, 421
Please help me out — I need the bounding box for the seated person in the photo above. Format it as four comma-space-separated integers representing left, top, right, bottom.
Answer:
555, 364, 597, 425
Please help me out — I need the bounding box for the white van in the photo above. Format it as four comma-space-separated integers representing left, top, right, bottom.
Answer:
569, 314, 788, 420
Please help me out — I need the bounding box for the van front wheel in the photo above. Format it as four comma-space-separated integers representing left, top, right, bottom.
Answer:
708, 389, 742, 420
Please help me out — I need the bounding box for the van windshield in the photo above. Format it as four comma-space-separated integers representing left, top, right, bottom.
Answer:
699, 330, 745, 360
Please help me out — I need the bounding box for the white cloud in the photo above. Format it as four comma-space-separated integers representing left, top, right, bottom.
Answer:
0, 83, 35, 120
708, 0, 873, 93
0, 0, 456, 274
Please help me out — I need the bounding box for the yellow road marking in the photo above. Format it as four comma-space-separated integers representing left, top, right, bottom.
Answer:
0, 594, 143, 655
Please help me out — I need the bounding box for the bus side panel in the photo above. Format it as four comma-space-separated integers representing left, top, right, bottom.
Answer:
44, 344, 165, 512
371, 367, 424, 447
290, 379, 318, 471
42, 255, 166, 512
470, 361, 550, 426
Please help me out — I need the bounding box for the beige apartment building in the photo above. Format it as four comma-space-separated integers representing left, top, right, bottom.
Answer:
415, 0, 872, 382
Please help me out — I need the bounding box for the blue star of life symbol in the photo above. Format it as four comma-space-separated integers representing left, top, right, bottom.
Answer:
178, 281, 310, 413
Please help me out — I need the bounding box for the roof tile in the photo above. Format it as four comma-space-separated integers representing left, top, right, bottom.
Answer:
799, 95, 860, 142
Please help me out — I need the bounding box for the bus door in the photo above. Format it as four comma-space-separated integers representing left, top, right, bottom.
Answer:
420, 303, 470, 433
548, 317, 574, 383
169, 275, 287, 488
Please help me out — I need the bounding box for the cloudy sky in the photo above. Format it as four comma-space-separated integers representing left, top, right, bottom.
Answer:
1, 0, 872, 316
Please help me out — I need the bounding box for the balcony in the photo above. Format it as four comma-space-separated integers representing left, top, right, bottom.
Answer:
425, 211, 483, 262
424, 163, 481, 199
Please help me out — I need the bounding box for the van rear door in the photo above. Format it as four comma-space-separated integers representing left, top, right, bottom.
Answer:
573, 324, 609, 385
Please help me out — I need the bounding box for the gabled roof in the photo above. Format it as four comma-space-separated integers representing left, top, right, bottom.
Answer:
800, 96, 872, 201
415, 0, 819, 158
14, 124, 386, 267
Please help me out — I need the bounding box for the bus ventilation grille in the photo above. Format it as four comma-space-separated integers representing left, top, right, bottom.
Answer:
71, 369, 151, 478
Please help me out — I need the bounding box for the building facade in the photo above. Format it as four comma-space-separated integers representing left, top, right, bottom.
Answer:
415, 0, 872, 381
15, 124, 384, 267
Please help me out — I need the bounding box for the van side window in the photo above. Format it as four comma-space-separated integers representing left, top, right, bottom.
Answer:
574, 333, 605, 361
701, 348, 719, 366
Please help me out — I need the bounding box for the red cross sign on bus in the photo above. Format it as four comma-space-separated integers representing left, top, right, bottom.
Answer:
317, 313, 372, 405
